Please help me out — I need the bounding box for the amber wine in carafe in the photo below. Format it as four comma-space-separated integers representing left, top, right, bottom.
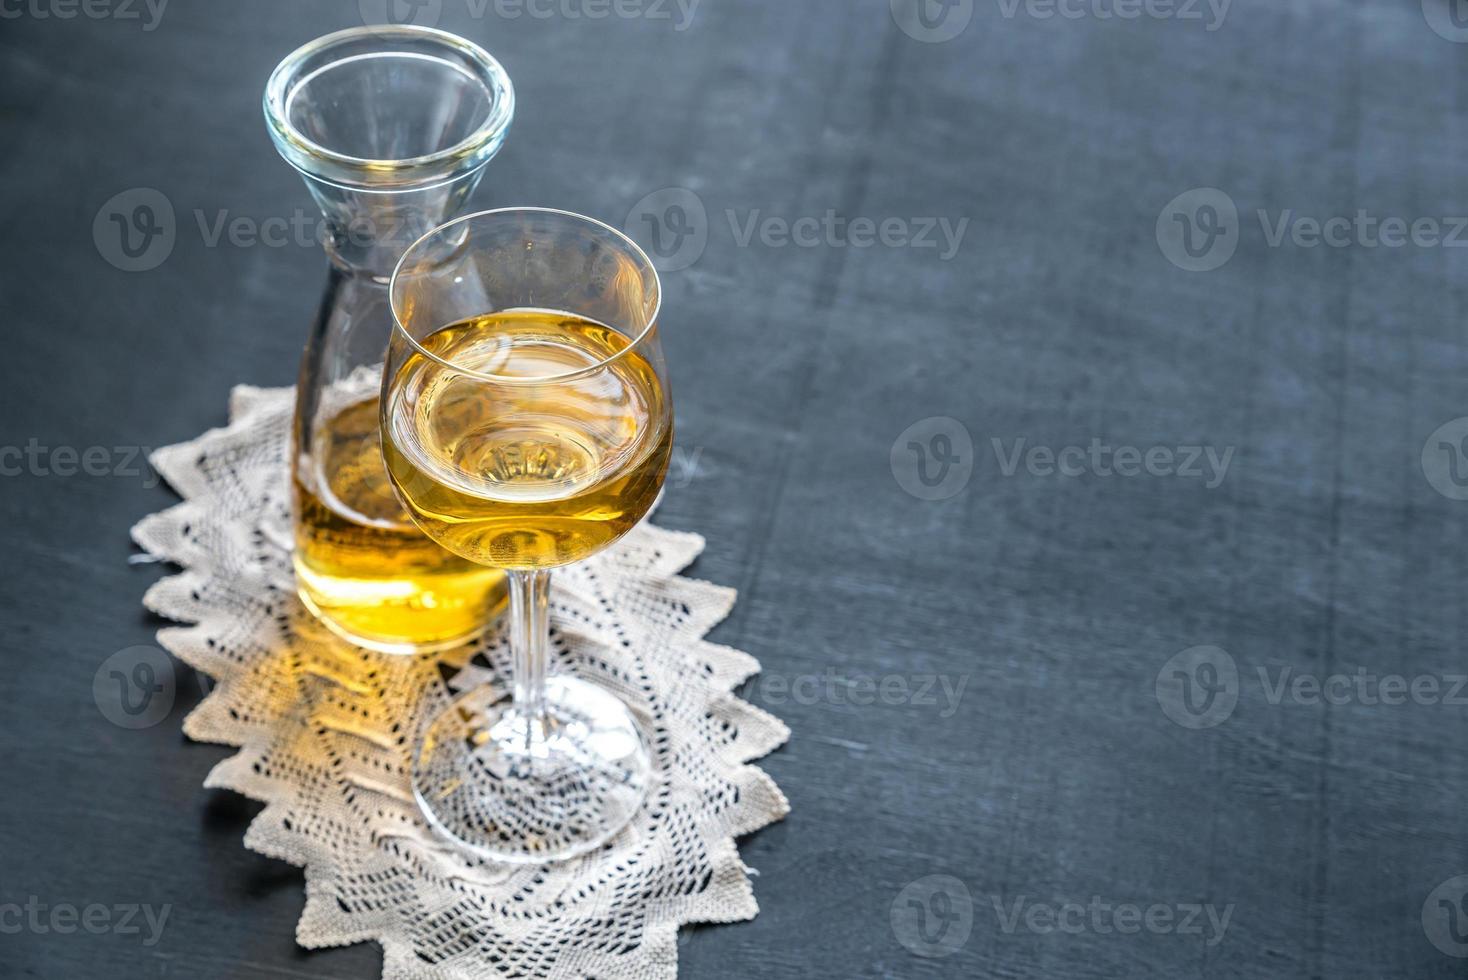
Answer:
293, 394, 507, 651
382, 309, 672, 571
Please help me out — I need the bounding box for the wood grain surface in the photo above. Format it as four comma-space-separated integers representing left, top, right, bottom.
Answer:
1, 0, 1466, 976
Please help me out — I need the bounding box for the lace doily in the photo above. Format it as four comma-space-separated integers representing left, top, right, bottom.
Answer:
130, 384, 790, 979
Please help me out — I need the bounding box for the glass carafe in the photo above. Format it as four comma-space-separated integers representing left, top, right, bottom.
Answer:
264, 26, 515, 653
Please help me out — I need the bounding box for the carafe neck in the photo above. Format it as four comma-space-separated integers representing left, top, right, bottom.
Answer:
302, 170, 484, 280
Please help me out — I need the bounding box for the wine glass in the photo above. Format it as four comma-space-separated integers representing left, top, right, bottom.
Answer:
381, 208, 669, 863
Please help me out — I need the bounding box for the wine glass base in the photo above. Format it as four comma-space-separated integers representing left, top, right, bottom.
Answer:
412, 677, 651, 864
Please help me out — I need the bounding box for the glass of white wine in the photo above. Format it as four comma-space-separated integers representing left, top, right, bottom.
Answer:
382, 208, 670, 863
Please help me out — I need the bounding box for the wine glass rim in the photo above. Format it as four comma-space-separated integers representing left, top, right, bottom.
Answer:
264, 25, 515, 190
389, 207, 664, 386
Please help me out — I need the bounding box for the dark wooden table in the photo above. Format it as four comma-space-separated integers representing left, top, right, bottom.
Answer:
4, 0, 1468, 976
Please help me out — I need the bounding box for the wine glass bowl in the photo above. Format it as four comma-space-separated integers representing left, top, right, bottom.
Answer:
382, 208, 668, 863
382, 309, 672, 570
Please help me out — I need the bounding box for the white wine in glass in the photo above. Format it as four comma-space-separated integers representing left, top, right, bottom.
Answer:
382, 209, 669, 863
383, 310, 672, 571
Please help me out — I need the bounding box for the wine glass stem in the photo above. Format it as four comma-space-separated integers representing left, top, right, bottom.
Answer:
507, 568, 552, 751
